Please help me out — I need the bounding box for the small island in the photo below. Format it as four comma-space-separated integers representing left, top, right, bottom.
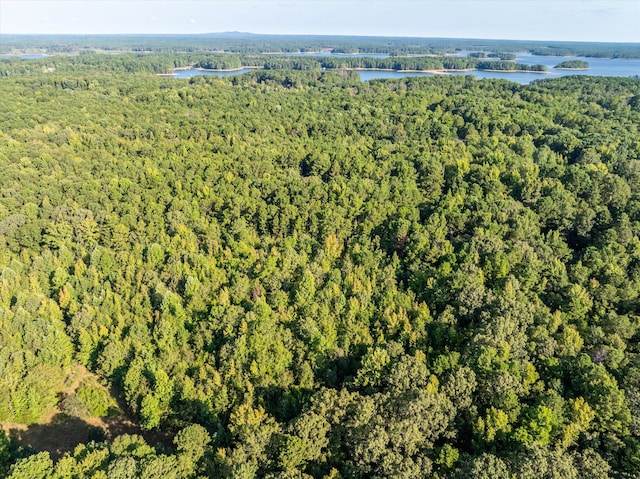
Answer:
476, 60, 547, 72
554, 60, 590, 70
468, 52, 517, 61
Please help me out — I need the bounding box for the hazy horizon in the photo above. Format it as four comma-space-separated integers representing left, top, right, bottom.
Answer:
2, 31, 639, 46
2, 1, 639, 43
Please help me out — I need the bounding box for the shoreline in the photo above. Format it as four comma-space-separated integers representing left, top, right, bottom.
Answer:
161, 65, 550, 76
158, 64, 263, 75
348, 67, 447, 74
262, 50, 332, 55
195, 65, 263, 72
480, 69, 549, 74
554, 67, 590, 71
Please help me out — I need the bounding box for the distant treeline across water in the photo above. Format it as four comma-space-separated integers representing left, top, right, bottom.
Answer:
1, 33, 639, 58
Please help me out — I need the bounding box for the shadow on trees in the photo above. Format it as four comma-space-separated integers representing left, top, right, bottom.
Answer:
7, 414, 106, 459
7, 412, 174, 460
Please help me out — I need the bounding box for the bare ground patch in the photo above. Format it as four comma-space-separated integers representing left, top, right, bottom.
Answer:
1, 365, 172, 459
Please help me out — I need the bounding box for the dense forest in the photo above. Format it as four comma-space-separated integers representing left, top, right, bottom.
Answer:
0, 53, 640, 479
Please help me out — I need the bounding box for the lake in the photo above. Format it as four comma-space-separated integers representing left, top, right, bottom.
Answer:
277, 52, 390, 58
0, 53, 49, 59
169, 53, 640, 84
171, 68, 255, 78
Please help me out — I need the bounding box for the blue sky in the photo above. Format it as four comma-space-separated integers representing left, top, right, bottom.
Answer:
2, 1, 639, 42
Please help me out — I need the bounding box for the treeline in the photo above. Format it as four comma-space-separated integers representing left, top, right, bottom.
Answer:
476, 61, 547, 72
0, 52, 547, 77
260, 55, 479, 71
469, 52, 517, 61
531, 44, 640, 59
1, 61, 640, 478
555, 60, 590, 69
0, 52, 195, 76
1, 33, 639, 58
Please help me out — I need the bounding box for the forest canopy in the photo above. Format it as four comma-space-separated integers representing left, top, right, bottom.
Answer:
0, 54, 639, 479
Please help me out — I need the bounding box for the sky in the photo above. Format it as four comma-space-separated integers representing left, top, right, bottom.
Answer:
1, 0, 639, 43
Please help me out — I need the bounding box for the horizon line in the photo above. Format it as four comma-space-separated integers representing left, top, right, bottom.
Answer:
1, 32, 639, 45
